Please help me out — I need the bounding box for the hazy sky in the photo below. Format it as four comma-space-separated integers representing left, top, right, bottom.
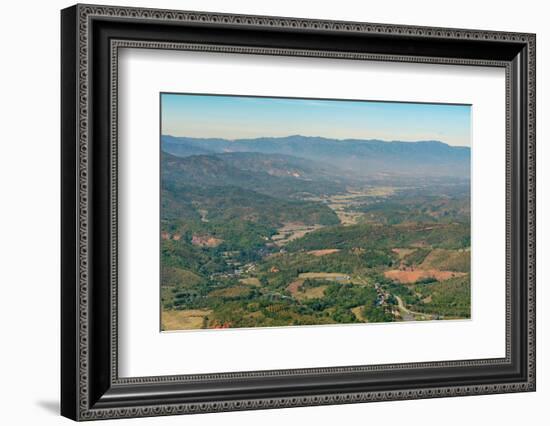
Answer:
161, 93, 472, 147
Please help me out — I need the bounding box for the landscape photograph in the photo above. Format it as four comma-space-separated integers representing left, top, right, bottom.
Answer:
160, 93, 471, 331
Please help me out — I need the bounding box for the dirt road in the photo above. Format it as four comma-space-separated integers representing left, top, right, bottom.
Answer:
395, 295, 435, 321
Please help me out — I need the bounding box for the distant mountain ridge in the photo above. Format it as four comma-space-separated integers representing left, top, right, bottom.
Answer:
162, 134, 470, 178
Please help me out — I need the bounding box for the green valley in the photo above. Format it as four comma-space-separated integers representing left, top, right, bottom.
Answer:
160, 136, 471, 330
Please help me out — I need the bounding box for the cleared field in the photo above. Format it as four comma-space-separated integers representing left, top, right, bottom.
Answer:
326, 188, 397, 224
272, 222, 324, 246
295, 285, 328, 301
419, 248, 470, 272
239, 277, 261, 286
384, 268, 467, 284
209, 286, 251, 298
326, 187, 396, 202
162, 309, 212, 331
391, 248, 416, 259
161, 266, 204, 287
286, 279, 304, 294
363, 187, 397, 197
307, 249, 341, 257
298, 272, 351, 281
309, 188, 398, 227
191, 234, 223, 247
325, 195, 367, 226
330, 208, 364, 226
198, 208, 209, 222
351, 306, 367, 322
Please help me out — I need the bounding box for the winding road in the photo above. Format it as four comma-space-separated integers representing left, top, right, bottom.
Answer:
394, 295, 436, 321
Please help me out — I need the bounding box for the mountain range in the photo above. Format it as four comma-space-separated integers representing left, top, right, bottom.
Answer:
162, 134, 470, 178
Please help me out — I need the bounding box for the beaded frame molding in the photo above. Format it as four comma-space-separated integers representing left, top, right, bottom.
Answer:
61, 4, 536, 421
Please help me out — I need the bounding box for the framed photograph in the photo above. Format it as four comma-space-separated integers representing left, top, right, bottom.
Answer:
61, 4, 536, 421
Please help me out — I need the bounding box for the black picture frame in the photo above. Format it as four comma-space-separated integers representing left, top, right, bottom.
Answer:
61, 4, 536, 421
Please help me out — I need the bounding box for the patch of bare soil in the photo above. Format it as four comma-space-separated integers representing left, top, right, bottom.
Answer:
384, 268, 467, 284
391, 248, 417, 259
239, 277, 261, 286
191, 234, 223, 247
298, 272, 351, 281
307, 249, 341, 257
161, 309, 212, 331
351, 306, 368, 322
208, 286, 251, 298
295, 285, 328, 300
286, 279, 304, 295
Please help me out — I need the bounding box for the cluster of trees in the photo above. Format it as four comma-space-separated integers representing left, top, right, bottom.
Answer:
375, 273, 471, 319
410, 275, 471, 318
209, 281, 395, 327
286, 221, 471, 252
161, 150, 347, 199
258, 249, 395, 278
355, 195, 470, 225
352, 182, 470, 226
163, 264, 399, 326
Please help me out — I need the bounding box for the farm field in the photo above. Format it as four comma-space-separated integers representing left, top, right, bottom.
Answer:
384, 269, 467, 284
161, 309, 212, 330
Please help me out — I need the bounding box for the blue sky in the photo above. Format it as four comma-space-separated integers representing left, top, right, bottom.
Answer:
161, 93, 471, 147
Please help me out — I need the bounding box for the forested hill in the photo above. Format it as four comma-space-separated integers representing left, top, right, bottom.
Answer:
161, 151, 346, 198
160, 151, 340, 230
